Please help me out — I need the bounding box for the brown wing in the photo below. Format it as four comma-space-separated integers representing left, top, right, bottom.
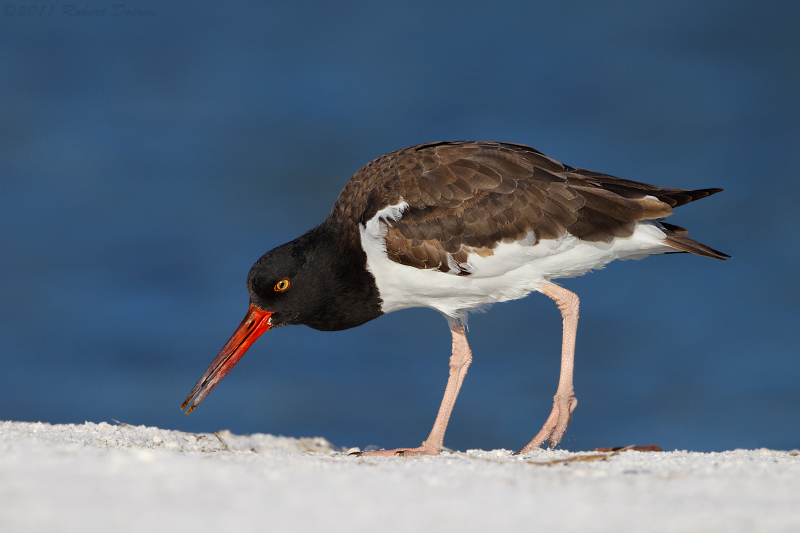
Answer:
327, 141, 726, 273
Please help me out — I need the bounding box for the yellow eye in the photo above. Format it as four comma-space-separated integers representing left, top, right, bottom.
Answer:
274, 279, 290, 292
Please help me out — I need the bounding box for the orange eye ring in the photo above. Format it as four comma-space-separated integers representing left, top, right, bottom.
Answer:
274, 279, 291, 292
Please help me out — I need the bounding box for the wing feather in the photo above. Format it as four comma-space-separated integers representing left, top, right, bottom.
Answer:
328, 141, 726, 271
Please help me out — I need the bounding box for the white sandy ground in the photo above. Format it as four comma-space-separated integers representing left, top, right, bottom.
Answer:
1, 422, 799, 533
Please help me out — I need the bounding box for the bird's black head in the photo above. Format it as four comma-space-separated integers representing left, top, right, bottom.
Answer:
181, 223, 383, 415
246, 223, 383, 330
245, 232, 321, 329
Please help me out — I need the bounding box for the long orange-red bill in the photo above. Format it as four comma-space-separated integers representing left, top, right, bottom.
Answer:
181, 305, 273, 414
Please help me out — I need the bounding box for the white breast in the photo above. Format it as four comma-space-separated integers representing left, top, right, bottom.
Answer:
359, 202, 672, 320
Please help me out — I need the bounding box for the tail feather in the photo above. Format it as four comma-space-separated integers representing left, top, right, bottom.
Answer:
657, 188, 728, 260
569, 170, 728, 260
662, 229, 729, 261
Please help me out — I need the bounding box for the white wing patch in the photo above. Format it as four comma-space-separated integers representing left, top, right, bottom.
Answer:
362, 201, 408, 241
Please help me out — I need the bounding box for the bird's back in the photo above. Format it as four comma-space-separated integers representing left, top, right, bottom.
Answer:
329, 141, 726, 270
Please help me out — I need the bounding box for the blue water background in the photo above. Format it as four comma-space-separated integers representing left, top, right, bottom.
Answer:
1, 1, 798, 452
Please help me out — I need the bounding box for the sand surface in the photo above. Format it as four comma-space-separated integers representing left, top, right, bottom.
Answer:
2, 421, 799, 532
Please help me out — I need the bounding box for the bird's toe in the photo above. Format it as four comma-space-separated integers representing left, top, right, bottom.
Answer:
351, 442, 441, 457
516, 393, 578, 454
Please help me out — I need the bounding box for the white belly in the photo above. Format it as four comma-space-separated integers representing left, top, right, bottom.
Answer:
359, 203, 672, 319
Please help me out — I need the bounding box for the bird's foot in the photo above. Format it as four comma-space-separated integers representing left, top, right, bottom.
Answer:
350, 441, 440, 457
515, 393, 578, 454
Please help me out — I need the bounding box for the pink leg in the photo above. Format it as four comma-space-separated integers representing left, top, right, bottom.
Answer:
517, 281, 579, 453
356, 320, 472, 457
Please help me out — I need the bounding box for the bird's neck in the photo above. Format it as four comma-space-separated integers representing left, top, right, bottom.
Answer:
297, 222, 384, 331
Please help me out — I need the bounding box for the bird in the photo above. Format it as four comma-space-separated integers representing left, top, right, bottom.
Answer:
181, 141, 728, 456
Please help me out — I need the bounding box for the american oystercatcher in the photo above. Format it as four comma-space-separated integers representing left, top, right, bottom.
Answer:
181, 141, 727, 456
